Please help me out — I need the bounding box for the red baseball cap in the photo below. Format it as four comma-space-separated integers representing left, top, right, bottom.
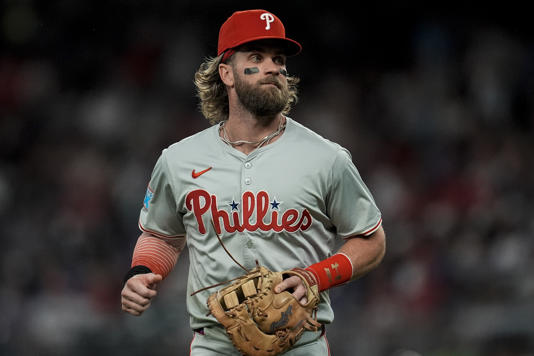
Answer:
218, 9, 302, 62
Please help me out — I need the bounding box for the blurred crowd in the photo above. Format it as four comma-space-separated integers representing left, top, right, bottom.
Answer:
1, 2, 533, 355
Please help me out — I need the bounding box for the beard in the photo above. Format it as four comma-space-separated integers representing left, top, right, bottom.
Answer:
233, 70, 290, 119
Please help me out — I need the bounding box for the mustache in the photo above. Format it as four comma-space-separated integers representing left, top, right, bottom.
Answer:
258, 77, 283, 89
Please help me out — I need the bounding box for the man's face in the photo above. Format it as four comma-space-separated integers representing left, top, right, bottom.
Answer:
231, 45, 290, 118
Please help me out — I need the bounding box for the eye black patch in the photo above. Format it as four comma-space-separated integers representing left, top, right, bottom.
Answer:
244, 67, 260, 75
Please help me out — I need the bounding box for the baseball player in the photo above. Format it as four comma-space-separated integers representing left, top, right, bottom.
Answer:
121, 9, 386, 356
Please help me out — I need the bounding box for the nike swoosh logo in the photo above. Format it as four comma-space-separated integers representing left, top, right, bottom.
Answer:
192, 167, 212, 179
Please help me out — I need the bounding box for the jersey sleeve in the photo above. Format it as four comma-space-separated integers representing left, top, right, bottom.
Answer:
327, 149, 382, 238
138, 149, 186, 238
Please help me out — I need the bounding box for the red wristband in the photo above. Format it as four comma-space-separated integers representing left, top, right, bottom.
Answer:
305, 253, 353, 292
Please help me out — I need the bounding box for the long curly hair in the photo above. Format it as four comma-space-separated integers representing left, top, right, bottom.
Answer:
194, 54, 300, 125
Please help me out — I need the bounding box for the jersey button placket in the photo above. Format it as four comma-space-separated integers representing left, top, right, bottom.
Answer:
241, 159, 256, 266
244, 161, 252, 186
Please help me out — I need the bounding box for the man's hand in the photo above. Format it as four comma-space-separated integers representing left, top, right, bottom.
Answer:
275, 275, 310, 305
121, 273, 162, 316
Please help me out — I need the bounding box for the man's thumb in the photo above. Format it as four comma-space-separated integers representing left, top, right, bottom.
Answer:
146, 273, 162, 283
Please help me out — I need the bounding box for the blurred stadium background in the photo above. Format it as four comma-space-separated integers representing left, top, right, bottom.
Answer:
1, 1, 533, 355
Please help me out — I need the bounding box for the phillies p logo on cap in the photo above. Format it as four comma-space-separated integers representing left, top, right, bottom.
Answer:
217, 9, 302, 60
260, 13, 275, 30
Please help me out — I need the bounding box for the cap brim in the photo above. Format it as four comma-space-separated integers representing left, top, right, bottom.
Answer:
231, 36, 302, 56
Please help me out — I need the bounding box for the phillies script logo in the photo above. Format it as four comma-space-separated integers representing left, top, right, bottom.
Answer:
185, 189, 312, 235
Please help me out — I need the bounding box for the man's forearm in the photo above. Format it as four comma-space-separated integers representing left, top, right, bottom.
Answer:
338, 225, 386, 280
130, 232, 186, 279
301, 225, 386, 291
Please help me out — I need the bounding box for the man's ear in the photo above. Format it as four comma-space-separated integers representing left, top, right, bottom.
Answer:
219, 63, 234, 87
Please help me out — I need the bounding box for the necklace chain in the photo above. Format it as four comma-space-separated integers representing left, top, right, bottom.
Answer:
219, 117, 286, 149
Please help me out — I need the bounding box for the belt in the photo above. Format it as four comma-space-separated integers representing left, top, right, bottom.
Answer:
193, 328, 205, 335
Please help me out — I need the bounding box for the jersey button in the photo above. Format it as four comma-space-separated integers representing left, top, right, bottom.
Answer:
244, 162, 252, 169
244, 177, 251, 185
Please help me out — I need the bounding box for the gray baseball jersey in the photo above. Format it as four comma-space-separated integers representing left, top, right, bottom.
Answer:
138, 117, 382, 330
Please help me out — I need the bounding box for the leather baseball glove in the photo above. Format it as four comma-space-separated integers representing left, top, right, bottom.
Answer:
207, 265, 322, 356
